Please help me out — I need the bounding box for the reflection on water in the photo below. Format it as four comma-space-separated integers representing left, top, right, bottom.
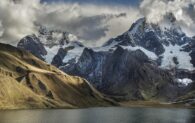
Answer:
0, 107, 195, 123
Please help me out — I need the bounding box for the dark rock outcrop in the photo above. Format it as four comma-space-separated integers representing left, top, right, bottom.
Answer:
17, 35, 47, 60
51, 48, 67, 67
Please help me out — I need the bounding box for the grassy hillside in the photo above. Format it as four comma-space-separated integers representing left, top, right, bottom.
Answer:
0, 43, 116, 109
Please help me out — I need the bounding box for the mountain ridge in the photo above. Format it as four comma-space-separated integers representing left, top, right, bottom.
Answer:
16, 16, 195, 106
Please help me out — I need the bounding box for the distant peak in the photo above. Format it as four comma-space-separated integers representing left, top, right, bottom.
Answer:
128, 17, 146, 34
37, 25, 79, 47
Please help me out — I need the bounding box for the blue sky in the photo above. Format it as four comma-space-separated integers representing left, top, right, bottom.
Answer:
41, 0, 140, 6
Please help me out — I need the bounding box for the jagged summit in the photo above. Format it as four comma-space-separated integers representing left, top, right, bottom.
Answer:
128, 17, 146, 35
18, 17, 195, 71
17, 34, 47, 60
101, 16, 195, 71
17, 26, 84, 63
38, 25, 79, 47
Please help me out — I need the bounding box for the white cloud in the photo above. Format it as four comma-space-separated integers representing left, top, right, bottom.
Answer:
0, 0, 40, 44
0, 21, 4, 37
140, 0, 195, 37
36, 3, 141, 46
0, 0, 141, 46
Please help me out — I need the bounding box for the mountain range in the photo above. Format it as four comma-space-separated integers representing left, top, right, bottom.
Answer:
1, 13, 195, 109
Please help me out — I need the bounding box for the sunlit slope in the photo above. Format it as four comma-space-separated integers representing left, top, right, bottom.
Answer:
0, 74, 67, 109
0, 43, 116, 109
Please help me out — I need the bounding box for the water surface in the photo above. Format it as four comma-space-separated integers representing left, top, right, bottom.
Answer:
0, 107, 195, 123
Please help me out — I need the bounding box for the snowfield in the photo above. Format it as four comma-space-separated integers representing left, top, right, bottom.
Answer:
122, 46, 158, 60
160, 44, 194, 71
176, 78, 193, 86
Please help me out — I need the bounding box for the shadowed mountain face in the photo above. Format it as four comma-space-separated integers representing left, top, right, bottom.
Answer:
16, 16, 195, 105
0, 43, 116, 109
17, 34, 47, 60
61, 47, 176, 101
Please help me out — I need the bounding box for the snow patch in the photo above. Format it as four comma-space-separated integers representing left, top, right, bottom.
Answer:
38, 35, 48, 44
176, 78, 193, 86
160, 44, 194, 71
122, 46, 158, 60
52, 32, 63, 41
94, 40, 118, 52
44, 45, 61, 63
68, 33, 78, 42
63, 46, 84, 63
44, 41, 84, 64
95, 41, 158, 60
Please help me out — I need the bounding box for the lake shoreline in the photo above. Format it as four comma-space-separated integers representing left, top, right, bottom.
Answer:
1, 101, 195, 111
120, 101, 195, 109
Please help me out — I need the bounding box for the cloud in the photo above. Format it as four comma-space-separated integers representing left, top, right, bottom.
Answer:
140, 0, 195, 36
36, 3, 141, 46
0, 0, 40, 44
0, 0, 194, 46
0, 0, 141, 46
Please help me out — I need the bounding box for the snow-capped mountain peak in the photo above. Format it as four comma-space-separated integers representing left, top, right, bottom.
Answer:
16, 16, 195, 103
101, 16, 195, 71
18, 17, 195, 72
38, 25, 79, 47
17, 26, 85, 65
128, 17, 146, 35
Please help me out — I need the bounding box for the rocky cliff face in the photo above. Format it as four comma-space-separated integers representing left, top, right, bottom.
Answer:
17, 34, 47, 60
61, 46, 179, 101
